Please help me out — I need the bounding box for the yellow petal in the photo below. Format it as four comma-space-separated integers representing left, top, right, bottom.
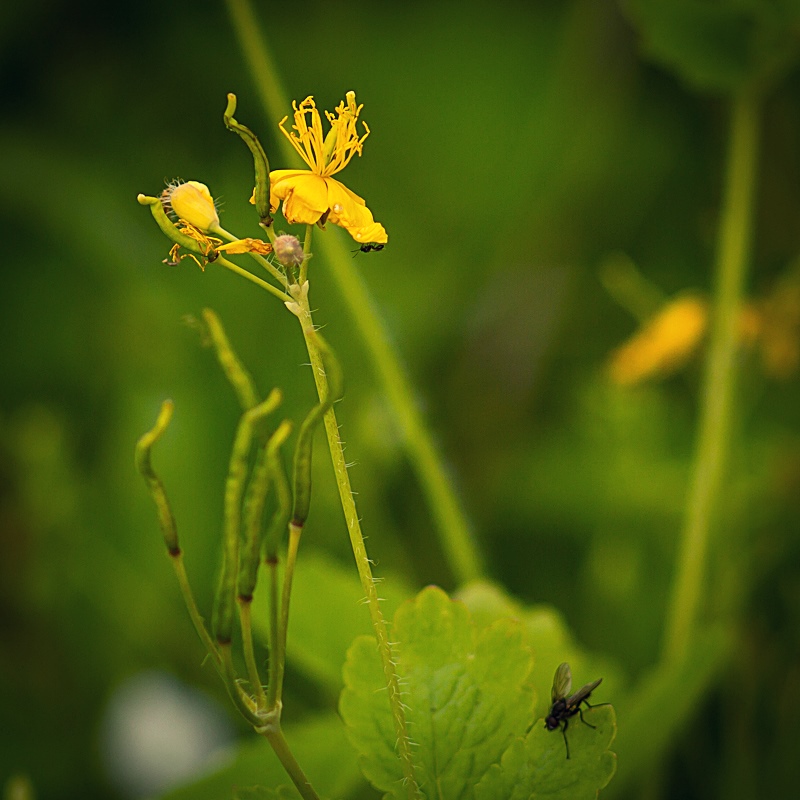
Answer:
217, 237, 273, 255
325, 178, 388, 244
269, 170, 329, 225
165, 180, 220, 231
349, 220, 388, 244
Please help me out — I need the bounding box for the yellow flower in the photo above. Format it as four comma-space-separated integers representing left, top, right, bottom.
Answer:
269, 92, 388, 246
161, 180, 220, 232
608, 293, 783, 385
608, 295, 708, 385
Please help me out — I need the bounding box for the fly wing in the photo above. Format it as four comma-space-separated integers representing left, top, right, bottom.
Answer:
551, 662, 573, 703
567, 678, 602, 708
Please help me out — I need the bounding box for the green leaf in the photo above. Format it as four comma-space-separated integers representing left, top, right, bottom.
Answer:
475, 705, 617, 800
340, 585, 534, 800
251, 549, 413, 694
232, 787, 298, 800
456, 582, 624, 720
622, 0, 800, 93
159, 712, 363, 800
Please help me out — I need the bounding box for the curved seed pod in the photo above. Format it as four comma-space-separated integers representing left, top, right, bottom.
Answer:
201, 308, 260, 412
238, 419, 292, 600
224, 93, 273, 228
137, 194, 211, 257
135, 400, 179, 555
213, 391, 282, 644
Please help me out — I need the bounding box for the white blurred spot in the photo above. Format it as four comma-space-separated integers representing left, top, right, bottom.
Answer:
100, 671, 235, 798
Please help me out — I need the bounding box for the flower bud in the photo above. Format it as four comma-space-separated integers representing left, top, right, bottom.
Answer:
273, 234, 305, 268
161, 180, 220, 232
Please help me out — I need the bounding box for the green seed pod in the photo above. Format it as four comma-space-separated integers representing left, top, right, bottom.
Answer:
223, 93, 273, 229
137, 194, 209, 257
213, 392, 282, 644
135, 400, 180, 556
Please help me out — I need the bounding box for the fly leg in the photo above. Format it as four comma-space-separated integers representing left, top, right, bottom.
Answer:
577, 705, 597, 730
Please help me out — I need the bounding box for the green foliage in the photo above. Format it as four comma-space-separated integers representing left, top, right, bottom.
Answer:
622, 0, 800, 91
233, 787, 299, 800
455, 582, 624, 720
252, 549, 413, 694
161, 713, 362, 800
5, 2, 800, 798
341, 585, 609, 799
474, 706, 616, 800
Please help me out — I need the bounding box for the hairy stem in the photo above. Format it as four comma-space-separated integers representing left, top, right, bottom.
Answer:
292, 293, 420, 799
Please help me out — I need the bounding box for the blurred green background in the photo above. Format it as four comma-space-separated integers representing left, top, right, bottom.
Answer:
2, 1, 800, 798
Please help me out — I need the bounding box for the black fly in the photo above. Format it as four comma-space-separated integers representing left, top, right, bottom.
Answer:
544, 662, 603, 759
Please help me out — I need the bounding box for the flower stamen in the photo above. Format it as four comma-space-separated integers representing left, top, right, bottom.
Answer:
270, 91, 387, 247
278, 91, 369, 177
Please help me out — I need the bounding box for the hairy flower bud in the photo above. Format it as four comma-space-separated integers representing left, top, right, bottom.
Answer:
161, 180, 220, 232
273, 234, 305, 268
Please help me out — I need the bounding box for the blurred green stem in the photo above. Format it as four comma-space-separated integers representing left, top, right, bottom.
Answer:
225, 0, 484, 586
662, 88, 761, 663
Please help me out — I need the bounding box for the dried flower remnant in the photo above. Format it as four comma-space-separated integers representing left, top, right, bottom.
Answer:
268, 92, 388, 247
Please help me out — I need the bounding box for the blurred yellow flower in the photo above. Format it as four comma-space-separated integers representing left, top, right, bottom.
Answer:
608, 295, 708, 385
269, 92, 388, 246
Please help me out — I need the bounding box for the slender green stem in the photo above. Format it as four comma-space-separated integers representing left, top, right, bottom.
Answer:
662, 88, 761, 663
264, 424, 292, 711
170, 554, 222, 668
136, 401, 223, 669
238, 598, 266, 708
299, 224, 312, 285
220, 644, 262, 726
319, 244, 483, 584
265, 557, 281, 710
225, 0, 484, 586
292, 294, 420, 799
262, 728, 321, 800
202, 308, 261, 410
217, 255, 291, 303
215, 225, 288, 287
274, 523, 302, 707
